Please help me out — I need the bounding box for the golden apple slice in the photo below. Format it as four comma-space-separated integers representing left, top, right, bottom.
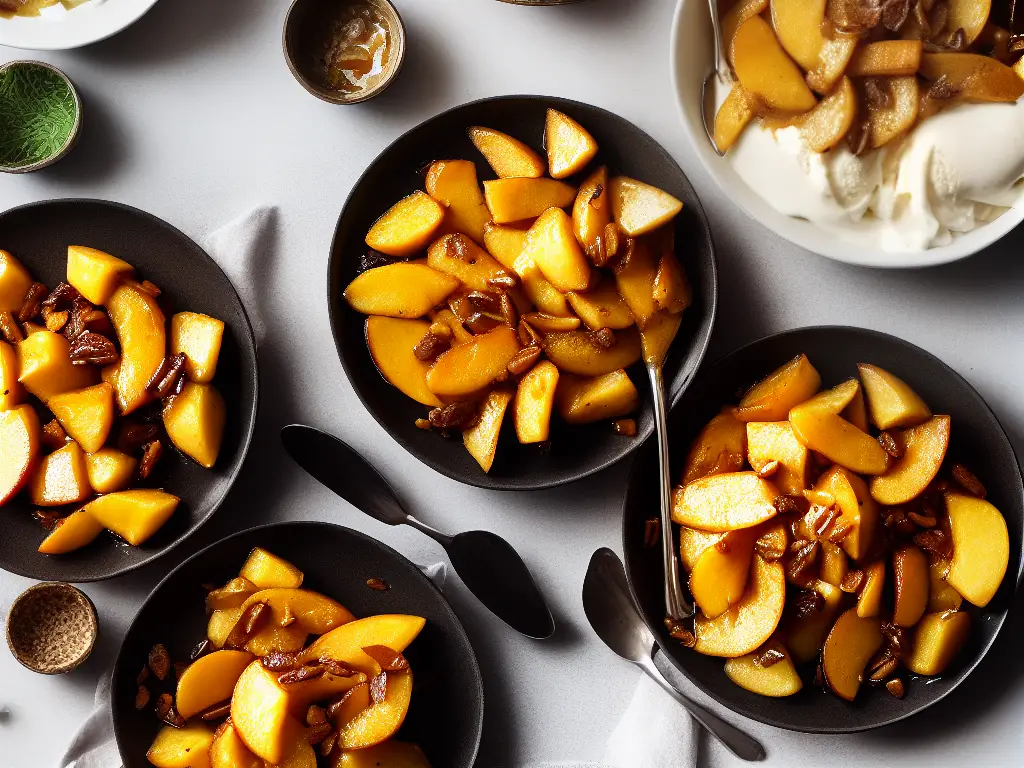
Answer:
822, 609, 883, 701
746, 421, 810, 495
905, 611, 971, 676
814, 465, 878, 561
285, 671, 367, 715
209, 723, 261, 768
800, 76, 856, 152
176, 649, 253, 718
238, 588, 355, 641
790, 383, 889, 476
333, 742, 432, 768
17, 330, 98, 404
679, 526, 724, 572
29, 441, 91, 507
770, 0, 826, 71
37, 508, 105, 555
566, 277, 635, 331
820, 540, 848, 586
231, 661, 301, 764
0, 249, 33, 313
206, 577, 258, 612
723, 0, 769, 55
614, 237, 658, 328
365, 317, 442, 408
463, 389, 513, 472
928, 559, 963, 612
541, 327, 642, 376
301, 614, 426, 675
482, 222, 529, 272
724, 643, 803, 696
0, 404, 41, 506
555, 369, 638, 425
483, 178, 576, 224
805, 35, 858, 95
572, 166, 612, 258
867, 76, 920, 149
468, 126, 545, 179
426, 234, 511, 292
639, 310, 683, 367
841, 386, 869, 433
66, 245, 134, 305
869, 415, 950, 505
690, 528, 756, 618
735, 354, 822, 422
365, 191, 445, 257
857, 363, 931, 429
344, 263, 459, 319
893, 545, 929, 628
425, 159, 491, 244
336, 671, 414, 749
107, 281, 167, 415
694, 557, 786, 657
514, 360, 559, 444
945, 492, 1009, 607
147, 723, 215, 768
47, 382, 115, 454
857, 560, 886, 618
240, 547, 304, 588
848, 40, 923, 77
732, 16, 817, 111
83, 489, 180, 546
277, 735, 317, 768
0, 340, 24, 410
683, 406, 748, 484
170, 311, 224, 384
714, 84, 759, 154
163, 381, 226, 469
672, 471, 779, 532
520, 208, 591, 292
609, 176, 683, 237
785, 579, 843, 663
945, 0, 992, 43
653, 250, 692, 315
514, 254, 573, 317
426, 326, 520, 397
545, 108, 598, 179
920, 53, 1024, 103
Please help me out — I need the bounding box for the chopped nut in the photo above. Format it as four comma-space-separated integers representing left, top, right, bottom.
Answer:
886, 677, 905, 698
773, 495, 805, 516
306, 704, 328, 727
881, 0, 910, 29
199, 702, 232, 721
878, 431, 903, 458
138, 440, 164, 480
365, 577, 389, 591
43, 308, 69, 333
884, 509, 909, 528
117, 420, 160, 455
847, 119, 872, 156
34, 509, 64, 531
0, 311, 23, 343
189, 639, 211, 661
663, 617, 696, 647
359, 250, 394, 272
913, 528, 952, 558
135, 685, 151, 710
864, 77, 893, 109
826, 521, 853, 544
613, 418, 637, 437
226, 602, 269, 648
787, 540, 820, 582
320, 658, 358, 678
754, 539, 786, 562
369, 672, 388, 705
146, 353, 187, 399
815, 505, 840, 537
499, 292, 518, 328
486, 274, 518, 292
868, 652, 899, 682
928, 73, 959, 100
148, 644, 171, 681
69, 331, 119, 366
414, 418, 431, 430
881, 621, 909, 654
262, 651, 302, 672
444, 234, 475, 263
63, 297, 94, 340
464, 311, 503, 334
139, 279, 162, 297
840, 569, 865, 593
413, 330, 449, 361
320, 731, 338, 757
793, 589, 825, 618
278, 664, 326, 685
643, 518, 660, 548
517, 318, 542, 347
467, 290, 501, 314
752, 645, 787, 668
17, 282, 47, 322
428, 401, 478, 431
362, 645, 409, 672
154, 692, 173, 719
588, 328, 616, 349
951, 464, 986, 498
907, 511, 937, 528
756, 460, 780, 479
507, 345, 542, 376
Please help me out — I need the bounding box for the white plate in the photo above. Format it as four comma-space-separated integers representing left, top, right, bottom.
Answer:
0, 0, 159, 51
669, 0, 1024, 268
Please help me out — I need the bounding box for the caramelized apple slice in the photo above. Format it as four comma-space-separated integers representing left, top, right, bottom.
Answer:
639, 310, 683, 367
545, 108, 598, 179
609, 177, 683, 237
746, 421, 810, 495
869, 415, 950, 505
785, 579, 842, 663
672, 472, 779, 532
555, 369, 638, 424
694, 557, 786, 657
425, 159, 491, 244
905, 611, 971, 676
566, 277, 634, 331
822, 609, 883, 701
732, 16, 817, 111
735, 354, 822, 422
345, 263, 459, 319
944, 0, 994, 45
520, 208, 591, 292
468, 126, 545, 179
483, 178, 576, 224
945, 492, 1009, 607
723, 0, 770, 59
684, 407, 747, 485
689, 528, 756, 618
848, 40, 923, 77
919, 52, 1024, 103
426, 327, 520, 397
805, 35, 858, 95
893, 545, 929, 628
789, 382, 889, 476
366, 317, 442, 407
542, 327, 642, 376
514, 361, 559, 444
37, 508, 104, 555
29, 441, 91, 507
800, 76, 856, 152
814, 465, 878, 561
866, 76, 920, 148
770, 0, 827, 71
463, 389, 513, 472
426, 233, 511, 291
857, 363, 931, 429
0, 404, 41, 507
336, 671, 413, 750
929, 559, 963, 612
176, 649, 254, 718
857, 560, 886, 618
365, 191, 445, 257
572, 167, 612, 258
0, 249, 34, 313
714, 85, 759, 154
614, 237, 659, 328
725, 643, 803, 696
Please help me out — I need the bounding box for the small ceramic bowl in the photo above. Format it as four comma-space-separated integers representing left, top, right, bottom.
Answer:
283, 0, 406, 105
668, 0, 1024, 268
0, 60, 82, 174
6, 582, 98, 674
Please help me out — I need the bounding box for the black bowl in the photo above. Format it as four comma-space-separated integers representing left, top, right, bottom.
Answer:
328, 95, 717, 490
0, 199, 259, 582
112, 522, 484, 767
622, 326, 1024, 733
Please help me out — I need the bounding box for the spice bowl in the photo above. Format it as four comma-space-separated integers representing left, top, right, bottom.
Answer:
283, 0, 406, 105
6, 582, 98, 674
0, 60, 82, 174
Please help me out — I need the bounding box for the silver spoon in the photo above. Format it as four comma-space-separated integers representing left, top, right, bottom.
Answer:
583, 548, 766, 762
701, 0, 731, 156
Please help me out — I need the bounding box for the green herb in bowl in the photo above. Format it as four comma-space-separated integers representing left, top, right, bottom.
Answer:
0, 61, 81, 173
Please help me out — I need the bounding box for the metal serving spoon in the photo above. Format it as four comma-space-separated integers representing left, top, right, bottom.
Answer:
701, 0, 731, 156
583, 548, 766, 762
281, 424, 555, 640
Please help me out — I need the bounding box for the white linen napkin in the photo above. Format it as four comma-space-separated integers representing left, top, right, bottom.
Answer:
59, 562, 448, 768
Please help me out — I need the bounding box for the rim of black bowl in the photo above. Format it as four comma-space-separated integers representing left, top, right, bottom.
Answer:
0, 198, 260, 582
110, 520, 484, 766
621, 325, 1024, 733
327, 94, 718, 491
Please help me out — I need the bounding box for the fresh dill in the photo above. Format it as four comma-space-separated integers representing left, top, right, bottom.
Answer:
0, 63, 77, 170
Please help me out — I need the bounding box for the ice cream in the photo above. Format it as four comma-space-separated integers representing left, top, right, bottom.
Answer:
724, 95, 1024, 252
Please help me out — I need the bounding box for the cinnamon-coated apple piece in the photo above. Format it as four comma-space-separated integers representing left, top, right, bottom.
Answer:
694, 557, 786, 657
722, 0, 769, 55
175, 649, 253, 718
919, 53, 1024, 103
521, 312, 581, 333
857, 363, 931, 429
614, 237, 659, 328
746, 421, 810, 495
514, 361, 559, 444
17, 330, 98, 404
483, 178, 576, 224
37, 508, 105, 555
425, 159, 491, 244
286, 670, 368, 716
0, 340, 24, 410
66, 245, 134, 305
724, 642, 803, 697
770, 0, 827, 71
893, 545, 929, 627
857, 560, 886, 618
869, 415, 950, 505
814, 465, 879, 560
555, 369, 638, 425
170, 311, 224, 384
847, 40, 923, 77
365, 317, 442, 408
0, 404, 40, 507
519, 208, 591, 292
866, 76, 920, 149
672, 472, 779, 532
275, 732, 318, 768
790, 381, 889, 475
365, 191, 445, 257
945, 492, 1009, 607
333, 741, 433, 768
786, 579, 843, 663
945, 0, 992, 43
689, 528, 756, 618
541, 327, 642, 376
0, 249, 34, 313
146, 722, 215, 768
463, 389, 513, 472
609, 176, 683, 237
545, 108, 598, 179
231, 661, 302, 764
107, 281, 167, 414
572, 166, 611, 259
735, 354, 822, 423
714, 85, 759, 154
427, 234, 512, 292
732, 16, 817, 111
566, 277, 635, 331
209, 723, 262, 768
805, 35, 858, 95
905, 611, 971, 676
683, 406, 747, 485
29, 441, 91, 507
344, 263, 459, 319
426, 326, 520, 397
468, 126, 545, 179
47, 382, 115, 453
514, 254, 574, 317
163, 381, 226, 469
82, 489, 180, 546
822, 609, 883, 701
800, 77, 857, 152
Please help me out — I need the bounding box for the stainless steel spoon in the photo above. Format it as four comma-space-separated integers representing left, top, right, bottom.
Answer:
281, 424, 555, 640
701, 0, 731, 156
583, 548, 766, 762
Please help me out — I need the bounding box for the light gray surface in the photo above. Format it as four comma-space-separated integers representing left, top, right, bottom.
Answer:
1, 1, 1023, 766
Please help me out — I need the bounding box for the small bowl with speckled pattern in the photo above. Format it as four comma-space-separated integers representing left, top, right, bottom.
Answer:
0, 61, 82, 174
6, 582, 98, 674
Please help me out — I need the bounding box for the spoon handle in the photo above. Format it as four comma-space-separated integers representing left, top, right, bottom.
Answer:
638, 655, 766, 762
647, 363, 691, 620
707, 0, 729, 79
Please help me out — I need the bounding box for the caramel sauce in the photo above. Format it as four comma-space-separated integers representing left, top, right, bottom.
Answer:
306, 2, 392, 95
0, 0, 90, 20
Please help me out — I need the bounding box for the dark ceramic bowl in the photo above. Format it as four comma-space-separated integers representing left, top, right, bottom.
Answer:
622, 326, 1024, 732
329, 95, 717, 490
112, 522, 484, 768
0, 200, 259, 582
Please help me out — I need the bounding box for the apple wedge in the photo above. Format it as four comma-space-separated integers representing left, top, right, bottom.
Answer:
514, 361, 559, 444
689, 528, 756, 618
725, 644, 803, 697
301, 614, 426, 675
842, 386, 869, 432
519, 207, 591, 292
146, 723, 215, 768
614, 237, 659, 328
814, 465, 878, 561
426, 326, 520, 397
81, 489, 180, 546
732, 16, 817, 112
0, 340, 24, 410
566, 277, 634, 330
425, 159, 491, 244
366, 317, 443, 407
653, 250, 691, 315
929, 559, 963, 612
107, 281, 167, 415
47, 382, 115, 454
893, 545, 929, 628
66, 245, 134, 305
463, 389, 514, 472
426, 233, 511, 291
209, 723, 262, 768
857, 560, 886, 618
29, 441, 91, 507
337, 671, 414, 749
672, 472, 779, 532
468, 126, 545, 179
945, 492, 1009, 607
800, 77, 856, 152
905, 611, 971, 676
683, 406, 748, 484
483, 178, 576, 224
237, 588, 355, 640
0, 249, 34, 313
17, 330, 98, 404
572, 166, 612, 258
869, 415, 950, 504
555, 369, 638, 425
231, 661, 302, 764
857, 363, 931, 429
746, 421, 810, 495
365, 191, 445, 257
770, 0, 827, 71
541, 327, 642, 376
735, 354, 821, 422
919, 53, 1024, 104
848, 40, 923, 77
714, 84, 759, 153
609, 176, 683, 237
344, 263, 459, 319
866, 76, 919, 149
0, 404, 41, 507
785, 579, 843, 663
163, 381, 226, 469
805, 35, 858, 95
694, 557, 786, 657
789, 382, 889, 475
37, 508, 105, 555
240, 547, 304, 588
722, 0, 769, 56
176, 649, 253, 718
822, 609, 883, 701
333, 742, 432, 768
545, 108, 598, 179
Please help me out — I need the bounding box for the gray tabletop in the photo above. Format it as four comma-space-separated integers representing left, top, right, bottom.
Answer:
2, 1, 1023, 766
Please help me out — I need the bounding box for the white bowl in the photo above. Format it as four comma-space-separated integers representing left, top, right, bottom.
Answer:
0, 0, 159, 51
669, 0, 1024, 268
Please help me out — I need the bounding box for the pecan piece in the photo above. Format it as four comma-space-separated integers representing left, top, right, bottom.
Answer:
752, 645, 786, 668
868, 651, 899, 682
42, 282, 81, 309
69, 331, 119, 366
663, 617, 696, 647
365, 577, 389, 591
826, 521, 853, 544
840, 569, 865, 593
643, 518, 660, 548
139, 280, 162, 297
261, 651, 301, 672
878, 431, 903, 458
226, 602, 269, 648
951, 463, 986, 498
148, 643, 172, 681
135, 685, 151, 710
467, 290, 501, 314
278, 664, 326, 685
154, 692, 173, 719
428, 401, 477, 431
138, 440, 164, 480
907, 510, 937, 528
787, 540, 820, 582
773, 495, 804, 516
413, 330, 450, 361
18, 282, 47, 322
913, 528, 952, 558
137, 665, 150, 685
517, 318, 542, 347
362, 645, 409, 672
487, 274, 518, 292
0, 311, 23, 343
928, 73, 960, 99
327, 685, 366, 719
146, 353, 187, 399
359, 250, 394, 272
117, 420, 161, 455
613, 418, 637, 436
864, 77, 893, 109
507, 345, 542, 376
793, 589, 825, 618
886, 677, 905, 698
321, 658, 357, 678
